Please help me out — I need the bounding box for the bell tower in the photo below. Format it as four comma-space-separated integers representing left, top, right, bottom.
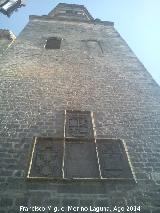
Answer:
0, 3, 160, 213
48, 3, 94, 21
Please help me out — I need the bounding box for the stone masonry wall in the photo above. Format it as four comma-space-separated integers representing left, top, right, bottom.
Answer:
0, 38, 10, 57
0, 18, 160, 213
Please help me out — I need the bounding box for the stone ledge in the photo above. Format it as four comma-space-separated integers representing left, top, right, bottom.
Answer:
29, 15, 114, 27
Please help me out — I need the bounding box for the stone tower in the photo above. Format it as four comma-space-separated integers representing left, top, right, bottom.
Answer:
0, 3, 160, 213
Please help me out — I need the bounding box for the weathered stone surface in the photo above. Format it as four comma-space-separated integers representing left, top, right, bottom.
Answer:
48, 3, 94, 22
28, 138, 63, 178
0, 197, 13, 207
97, 139, 134, 179
64, 142, 100, 178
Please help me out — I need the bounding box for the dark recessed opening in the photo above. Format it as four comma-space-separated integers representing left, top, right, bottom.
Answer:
65, 10, 74, 14
45, 37, 61, 49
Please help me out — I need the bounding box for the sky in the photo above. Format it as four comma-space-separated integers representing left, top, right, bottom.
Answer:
0, 0, 160, 85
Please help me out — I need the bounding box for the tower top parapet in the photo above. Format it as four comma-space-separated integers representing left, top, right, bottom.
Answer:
29, 3, 114, 27
48, 3, 94, 22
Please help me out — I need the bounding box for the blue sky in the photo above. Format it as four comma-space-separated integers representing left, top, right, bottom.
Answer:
0, 0, 160, 85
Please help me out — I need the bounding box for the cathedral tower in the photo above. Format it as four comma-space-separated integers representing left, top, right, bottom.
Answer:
0, 3, 160, 213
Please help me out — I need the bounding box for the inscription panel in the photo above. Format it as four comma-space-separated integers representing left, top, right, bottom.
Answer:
82, 40, 103, 57
64, 142, 100, 179
45, 37, 61, 49
28, 138, 63, 178
65, 110, 94, 139
86, 40, 103, 56
97, 139, 134, 179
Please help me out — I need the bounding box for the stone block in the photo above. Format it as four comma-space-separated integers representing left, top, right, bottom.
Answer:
64, 142, 100, 179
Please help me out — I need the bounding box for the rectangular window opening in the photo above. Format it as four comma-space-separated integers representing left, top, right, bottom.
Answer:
45, 37, 61, 49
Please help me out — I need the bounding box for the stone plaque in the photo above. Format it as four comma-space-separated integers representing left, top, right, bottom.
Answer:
64, 142, 100, 179
45, 37, 61, 49
96, 139, 134, 179
86, 40, 103, 56
28, 138, 63, 179
65, 110, 94, 139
